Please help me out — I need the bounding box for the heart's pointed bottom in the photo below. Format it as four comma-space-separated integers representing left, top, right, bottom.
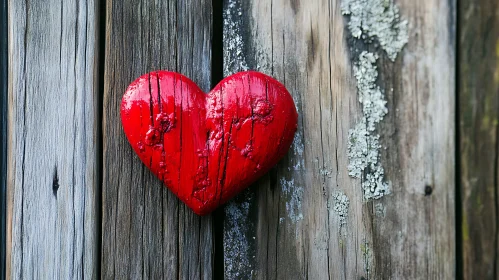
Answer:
121, 71, 298, 215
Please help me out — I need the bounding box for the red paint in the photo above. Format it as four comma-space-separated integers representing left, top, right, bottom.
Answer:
121, 71, 298, 215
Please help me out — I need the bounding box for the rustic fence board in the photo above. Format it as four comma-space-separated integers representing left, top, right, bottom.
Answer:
101, 0, 214, 279
459, 0, 499, 278
5, 0, 100, 278
222, 0, 456, 279
5, 0, 493, 279
0, 0, 7, 277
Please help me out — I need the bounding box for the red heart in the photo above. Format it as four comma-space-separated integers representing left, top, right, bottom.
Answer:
121, 71, 298, 215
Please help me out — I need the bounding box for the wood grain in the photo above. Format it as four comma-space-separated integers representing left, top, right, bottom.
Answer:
222, 0, 456, 279
6, 0, 100, 278
0, 0, 7, 277
101, 0, 213, 279
459, 0, 499, 278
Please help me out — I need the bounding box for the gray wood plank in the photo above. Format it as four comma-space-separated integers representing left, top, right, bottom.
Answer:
0, 0, 7, 277
101, 1, 213, 279
222, 0, 456, 279
6, 0, 100, 279
459, 0, 499, 278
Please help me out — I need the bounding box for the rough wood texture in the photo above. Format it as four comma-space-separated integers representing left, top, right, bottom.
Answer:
6, 0, 100, 279
102, 0, 213, 279
223, 0, 455, 279
459, 0, 499, 278
0, 0, 7, 277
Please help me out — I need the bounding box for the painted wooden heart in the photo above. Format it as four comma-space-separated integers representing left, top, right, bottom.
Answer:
121, 71, 298, 215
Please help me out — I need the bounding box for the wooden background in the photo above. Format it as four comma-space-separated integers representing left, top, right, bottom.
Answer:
459, 0, 499, 278
0, 0, 6, 278
0, 0, 496, 279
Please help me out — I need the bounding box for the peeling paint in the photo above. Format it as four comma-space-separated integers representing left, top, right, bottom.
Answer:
341, 0, 409, 61
281, 178, 304, 223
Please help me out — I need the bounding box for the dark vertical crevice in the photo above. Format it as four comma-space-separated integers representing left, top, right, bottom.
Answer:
211, 0, 224, 279
211, 0, 223, 88
493, 24, 499, 277
212, 207, 224, 280
491, 0, 499, 272
0, 0, 7, 277
493, 99, 499, 280
19, 1, 29, 276
52, 165, 59, 197
97, 0, 106, 278
455, 0, 463, 278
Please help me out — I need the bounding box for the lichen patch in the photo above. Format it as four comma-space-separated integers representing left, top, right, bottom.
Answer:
281, 178, 304, 223
332, 192, 350, 228
291, 130, 305, 171
223, 0, 249, 76
224, 196, 254, 279
341, 0, 409, 61
347, 68, 390, 200
353, 52, 388, 132
343, 0, 408, 201
347, 119, 381, 179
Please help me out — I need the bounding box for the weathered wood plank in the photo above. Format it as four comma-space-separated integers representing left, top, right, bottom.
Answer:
223, 0, 455, 279
5, 0, 100, 279
459, 0, 499, 278
101, 0, 213, 279
0, 0, 7, 277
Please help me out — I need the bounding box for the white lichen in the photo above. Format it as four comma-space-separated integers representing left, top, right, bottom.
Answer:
223, 0, 249, 76
255, 49, 272, 73
341, 0, 409, 61
332, 192, 350, 227
281, 178, 304, 223
347, 118, 390, 200
291, 130, 305, 171
319, 167, 333, 178
362, 163, 390, 200
224, 196, 254, 279
344, 0, 410, 201
346, 56, 389, 200
347, 119, 381, 178
353, 52, 388, 131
